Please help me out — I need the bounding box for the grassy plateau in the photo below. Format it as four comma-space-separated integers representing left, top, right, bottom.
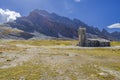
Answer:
0, 40, 120, 80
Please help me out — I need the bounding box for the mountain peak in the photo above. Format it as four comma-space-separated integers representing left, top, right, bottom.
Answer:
31, 9, 50, 17
102, 28, 108, 33
5, 9, 120, 41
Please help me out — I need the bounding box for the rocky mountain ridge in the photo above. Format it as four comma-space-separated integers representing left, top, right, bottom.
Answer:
1, 9, 120, 41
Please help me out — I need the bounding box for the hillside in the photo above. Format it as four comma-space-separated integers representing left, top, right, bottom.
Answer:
0, 25, 34, 39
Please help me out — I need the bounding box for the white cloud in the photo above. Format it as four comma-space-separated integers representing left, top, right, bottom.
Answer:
108, 23, 120, 29
0, 8, 21, 24
74, 0, 81, 2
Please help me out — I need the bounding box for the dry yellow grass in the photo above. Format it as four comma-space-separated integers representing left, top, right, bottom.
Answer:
0, 40, 120, 80
111, 41, 120, 46
7, 39, 78, 46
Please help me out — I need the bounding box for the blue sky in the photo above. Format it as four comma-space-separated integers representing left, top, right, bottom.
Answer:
0, 0, 120, 32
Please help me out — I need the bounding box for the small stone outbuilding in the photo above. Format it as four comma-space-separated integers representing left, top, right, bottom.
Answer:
86, 38, 110, 47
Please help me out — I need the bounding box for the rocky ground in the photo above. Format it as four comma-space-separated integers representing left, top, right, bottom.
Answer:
0, 40, 120, 80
